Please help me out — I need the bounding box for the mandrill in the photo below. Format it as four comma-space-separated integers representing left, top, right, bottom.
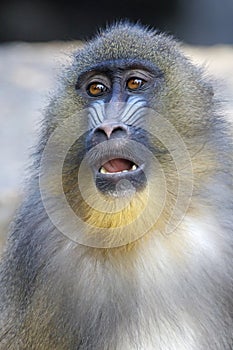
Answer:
0, 23, 233, 350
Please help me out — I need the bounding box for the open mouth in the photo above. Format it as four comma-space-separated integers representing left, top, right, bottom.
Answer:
86, 138, 148, 194
99, 158, 138, 174
96, 156, 145, 195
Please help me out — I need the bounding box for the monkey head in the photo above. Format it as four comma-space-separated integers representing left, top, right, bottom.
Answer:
40, 23, 217, 249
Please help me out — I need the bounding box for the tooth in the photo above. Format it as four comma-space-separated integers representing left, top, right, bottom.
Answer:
100, 167, 107, 174
131, 164, 137, 171
122, 170, 128, 173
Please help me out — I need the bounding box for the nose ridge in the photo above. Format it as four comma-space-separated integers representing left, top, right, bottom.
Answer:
94, 121, 128, 139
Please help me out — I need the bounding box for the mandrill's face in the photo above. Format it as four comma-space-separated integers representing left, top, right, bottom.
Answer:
54, 58, 170, 247
40, 55, 194, 249
39, 27, 215, 250
74, 59, 164, 197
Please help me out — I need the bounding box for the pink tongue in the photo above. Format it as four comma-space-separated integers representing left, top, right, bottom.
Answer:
102, 158, 132, 173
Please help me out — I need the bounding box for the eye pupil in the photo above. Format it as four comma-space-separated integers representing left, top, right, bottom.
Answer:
127, 78, 143, 90
88, 83, 107, 96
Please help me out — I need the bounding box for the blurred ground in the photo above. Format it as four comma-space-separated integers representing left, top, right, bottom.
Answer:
0, 41, 233, 254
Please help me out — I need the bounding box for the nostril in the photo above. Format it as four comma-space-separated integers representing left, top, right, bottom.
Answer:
88, 123, 129, 149
94, 123, 128, 139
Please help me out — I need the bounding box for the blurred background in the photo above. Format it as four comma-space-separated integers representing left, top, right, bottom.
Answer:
0, 0, 233, 44
0, 0, 233, 252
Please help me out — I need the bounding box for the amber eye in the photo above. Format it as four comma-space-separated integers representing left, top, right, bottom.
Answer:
87, 82, 108, 96
126, 78, 145, 91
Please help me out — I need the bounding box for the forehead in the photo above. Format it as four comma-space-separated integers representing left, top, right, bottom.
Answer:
76, 58, 163, 78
